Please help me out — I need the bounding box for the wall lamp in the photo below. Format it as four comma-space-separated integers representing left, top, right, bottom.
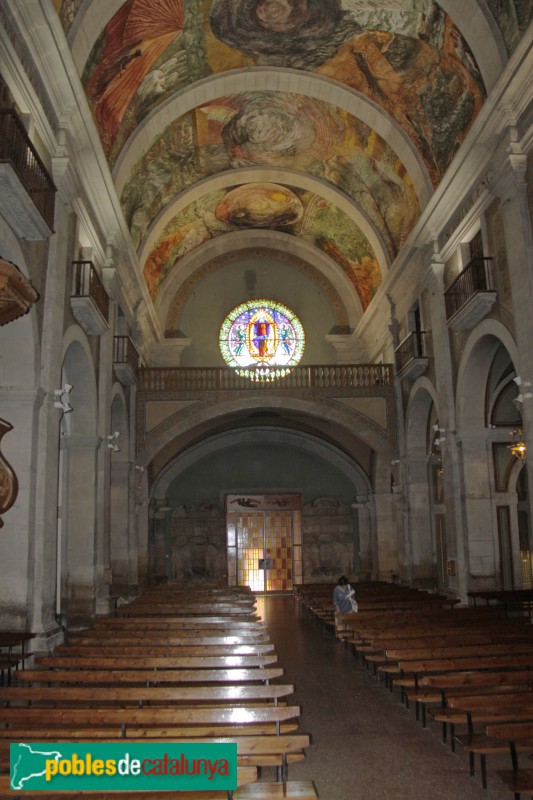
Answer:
432, 424, 446, 445
107, 431, 120, 452
54, 384, 73, 414
513, 377, 532, 405
509, 428, 527, 461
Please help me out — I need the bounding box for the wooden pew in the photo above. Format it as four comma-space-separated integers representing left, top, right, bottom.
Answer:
0, 707, 311, 789
14, 668, 285, 685
35, 655, 278, 670
0, 683, 295, 706
0, 734, 310, 780
54, 644, 275, 657
0, 773, 318, 800
408, 669, 533, 727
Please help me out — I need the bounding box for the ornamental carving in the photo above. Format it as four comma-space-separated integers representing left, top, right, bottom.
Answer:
0, 257, 38, 326
0, 419, 18, 527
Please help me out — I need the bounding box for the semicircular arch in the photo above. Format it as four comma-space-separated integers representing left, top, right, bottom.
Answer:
114, 70, 433, 207
456, 321, 519, 430
138, 167, 392, 275
159, 233, 363, 335
405, 377, 439, 459
139, 392, 395, 469
152, 426, 372, 501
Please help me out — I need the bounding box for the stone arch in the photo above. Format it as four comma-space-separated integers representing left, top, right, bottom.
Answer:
139, 392, 396, 468
138, 167, 392, 276
113, 71, 433, 207
157, 233, 363, 335
455, 321, 521, 592
403, 378, 442, 588
152, 427, 372, 501
148, 426, 377, 587
456, 320, 519, 429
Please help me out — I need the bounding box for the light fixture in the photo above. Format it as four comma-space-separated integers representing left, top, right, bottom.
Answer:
509, 428, 527, 461
432, 424, 446, 446
107, 431, 120, 452
513, 377, 532, 402
53, 384, 73, 414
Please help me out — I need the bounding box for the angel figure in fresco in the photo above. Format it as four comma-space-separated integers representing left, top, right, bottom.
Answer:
85, 0, 185, 154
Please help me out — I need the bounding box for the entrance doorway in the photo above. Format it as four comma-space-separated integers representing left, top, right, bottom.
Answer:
226, 494, 302, 592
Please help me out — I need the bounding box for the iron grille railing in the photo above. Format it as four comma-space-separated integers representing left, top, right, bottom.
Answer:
444, 257, 493, 321
72, 260, 109, 323
114, 336, 140, 379
394, 331, 425, 374
0, 109, 56, 230
138, 364, 393, 392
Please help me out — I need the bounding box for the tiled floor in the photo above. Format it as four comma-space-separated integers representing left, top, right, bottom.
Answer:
256, 595, 512, 800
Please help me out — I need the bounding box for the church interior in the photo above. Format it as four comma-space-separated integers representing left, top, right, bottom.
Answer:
0, 0, 532, 649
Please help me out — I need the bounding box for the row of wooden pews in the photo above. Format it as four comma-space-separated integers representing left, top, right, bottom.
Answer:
296, 581, 533, 799
1, 587, 317, 800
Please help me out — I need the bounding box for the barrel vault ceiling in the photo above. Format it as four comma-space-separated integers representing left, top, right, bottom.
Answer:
56, 0, 531, 353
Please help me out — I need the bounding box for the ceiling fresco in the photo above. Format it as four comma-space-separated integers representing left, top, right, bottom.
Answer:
143, 184, 381, 311
122, 93, 420, 258
55, 0, 532, 323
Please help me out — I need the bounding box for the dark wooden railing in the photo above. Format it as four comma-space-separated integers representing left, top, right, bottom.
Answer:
394, 331, 425, 374
444, 257, 493, 321
72, 260, 109, 323
138, 364, 393, 392
114, 336, 140, 379
0, 109, 56, 230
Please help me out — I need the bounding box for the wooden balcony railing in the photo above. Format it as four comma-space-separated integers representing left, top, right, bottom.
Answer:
444, 257, 493, 321
138, 364, 393, 392
0, 109, 56, 231
72, 260, 109, 323
394, 331, 425, 374
114, 336, 140, 383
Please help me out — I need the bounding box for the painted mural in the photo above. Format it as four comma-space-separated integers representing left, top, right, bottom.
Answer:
122, 91, 420, 258
81, 0, 486, 178
143, 184, 381, 310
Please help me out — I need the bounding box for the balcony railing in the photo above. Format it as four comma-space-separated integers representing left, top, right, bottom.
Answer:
394, 331, 425, 374
114, 336, 140, 385
0, 109, 56, 231
138, 364, 393, 392
444, 257, 493, 321
71, 260, 109, 328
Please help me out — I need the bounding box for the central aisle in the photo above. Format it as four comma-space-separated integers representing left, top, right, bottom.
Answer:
256, 595, 509, 800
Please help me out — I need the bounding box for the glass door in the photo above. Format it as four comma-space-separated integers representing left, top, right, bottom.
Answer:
226, 494, 302, 592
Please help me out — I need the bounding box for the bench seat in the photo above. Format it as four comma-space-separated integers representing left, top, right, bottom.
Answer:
35, 655, 278, 670
0, 774, 317, 800
15, 668, 285, 685
0, 684, 294, 706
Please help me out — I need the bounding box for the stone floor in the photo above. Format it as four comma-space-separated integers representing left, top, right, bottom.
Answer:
255, 595, 513, 800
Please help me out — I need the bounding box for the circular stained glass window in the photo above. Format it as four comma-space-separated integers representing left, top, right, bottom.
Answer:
220, 299, 305, 382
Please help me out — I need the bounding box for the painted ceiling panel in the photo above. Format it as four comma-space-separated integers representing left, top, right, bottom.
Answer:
57, 0, 531, 321
121, 92, 420, 257
143, 184, 381, 311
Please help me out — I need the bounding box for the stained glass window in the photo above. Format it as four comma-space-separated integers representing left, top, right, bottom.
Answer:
219, 299, 305, 382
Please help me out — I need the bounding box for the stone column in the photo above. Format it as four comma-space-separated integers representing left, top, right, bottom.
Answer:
29, 188, 73, 647
496, 147, 533, 516
61, 434, 101, 625
426, 259, 469, 599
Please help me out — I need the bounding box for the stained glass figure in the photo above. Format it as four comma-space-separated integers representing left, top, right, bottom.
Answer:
220, 299, 305, 381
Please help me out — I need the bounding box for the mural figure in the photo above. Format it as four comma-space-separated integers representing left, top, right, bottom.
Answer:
85, 0, 185, 154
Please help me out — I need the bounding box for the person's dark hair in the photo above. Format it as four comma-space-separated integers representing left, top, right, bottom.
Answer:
338, 575, 347, 585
